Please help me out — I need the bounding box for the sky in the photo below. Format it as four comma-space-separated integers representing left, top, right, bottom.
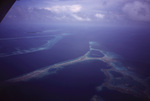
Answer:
2, 0, 150, 26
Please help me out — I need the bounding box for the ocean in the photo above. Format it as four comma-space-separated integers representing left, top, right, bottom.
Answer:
0, 24, 150, 101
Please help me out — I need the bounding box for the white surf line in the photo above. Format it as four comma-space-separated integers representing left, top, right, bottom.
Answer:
0, 34, 68, 58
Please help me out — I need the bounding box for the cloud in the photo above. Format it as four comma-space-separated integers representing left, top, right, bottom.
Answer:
123, 1, 150, 21
5, 6, 56, 23
72, 14, 91, 21
5, 0, 150, 25
44, 5, 82, 13
95, 13, 105, 19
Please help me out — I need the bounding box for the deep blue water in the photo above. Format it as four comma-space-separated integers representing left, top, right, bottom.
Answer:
0, 25, 150, 101
0, 60, 107, 101
88, 50, 104, 58
98, 87, 143, 101
0, 33, 89, 81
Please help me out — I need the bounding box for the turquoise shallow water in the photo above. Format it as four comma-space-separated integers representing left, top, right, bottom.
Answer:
0, 26, 150, 101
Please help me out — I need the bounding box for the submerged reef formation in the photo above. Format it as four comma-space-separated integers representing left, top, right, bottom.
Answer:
2, 41, 150, 101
